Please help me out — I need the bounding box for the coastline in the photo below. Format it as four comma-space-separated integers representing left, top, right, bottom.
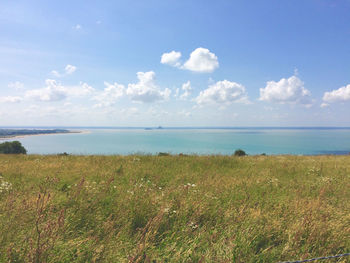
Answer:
0, 130, 90, 140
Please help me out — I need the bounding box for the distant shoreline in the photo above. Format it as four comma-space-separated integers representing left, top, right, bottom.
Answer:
0, 130, 89, 140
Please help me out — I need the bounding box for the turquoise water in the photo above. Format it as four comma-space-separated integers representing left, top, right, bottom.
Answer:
2, 128, 350, 155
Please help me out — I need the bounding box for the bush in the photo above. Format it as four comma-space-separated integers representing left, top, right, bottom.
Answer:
0, 141, 27, 154
234, 149, 246, 156
158, 152, 170, 156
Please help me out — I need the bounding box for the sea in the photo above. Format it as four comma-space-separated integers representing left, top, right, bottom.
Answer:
1, 127, 350, 155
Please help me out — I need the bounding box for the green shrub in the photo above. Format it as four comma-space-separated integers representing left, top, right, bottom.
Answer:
158, 152, 170, 156
0, 141, 27, 154
234, 149, 246, 156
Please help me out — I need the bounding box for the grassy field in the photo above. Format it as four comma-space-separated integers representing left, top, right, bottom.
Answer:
0, 154, 349, 262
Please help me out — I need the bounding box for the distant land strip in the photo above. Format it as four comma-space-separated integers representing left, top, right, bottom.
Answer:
0, 129, 77, 139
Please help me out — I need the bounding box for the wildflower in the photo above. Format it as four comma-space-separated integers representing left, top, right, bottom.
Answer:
188, 221, 198, 229
158, 187, 162, 190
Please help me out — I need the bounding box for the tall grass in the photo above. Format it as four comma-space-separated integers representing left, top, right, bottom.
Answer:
0, 154, 349, 262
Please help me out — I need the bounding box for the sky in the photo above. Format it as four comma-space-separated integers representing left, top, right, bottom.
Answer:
1, 0, 350, 127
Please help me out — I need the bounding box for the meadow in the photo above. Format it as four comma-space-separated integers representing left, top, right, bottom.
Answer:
0, 154, 349, 262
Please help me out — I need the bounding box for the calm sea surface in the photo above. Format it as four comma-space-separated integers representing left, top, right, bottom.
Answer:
2, 128, 350, 155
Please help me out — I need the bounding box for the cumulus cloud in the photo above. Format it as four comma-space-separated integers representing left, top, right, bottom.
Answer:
195, 80, 248, 105
161, 48, 219, 73
126, 71, 171, 103
68, 82, 94, 96
25, 79, 94, 102
259, 75, 312, 106
65, 64, 77, 75
180, 81, 192, 100
182, 48, 219, 73
26, 79, 67, 102
160, 51, 181, 67
0, 96, 23, 103
93, 82, 125, 108
323, 84, 350, 103
51, 64, 77, 77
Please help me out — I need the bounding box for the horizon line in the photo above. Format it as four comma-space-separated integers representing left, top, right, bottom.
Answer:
1, 126, 350, 129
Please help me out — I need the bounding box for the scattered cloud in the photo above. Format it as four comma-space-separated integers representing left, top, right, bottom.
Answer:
25, 79, 94, 102
8, 81, 24, 90
195, 80, 248, 105
320, 103, 329, 108
96, 20, 102, 25
183, 48, 219, 73
93, 82, 125, 108
259, 75, 312, 106
0, 96, 23, 103
180, 81, 192, 100
65, 64, 77, 75
161, 48, 219, 73
323, 84, 350, 103
68, 82, 94, 97
161, 51, 181, 67
51, 70, 61, 77
126, 71, 171, 103
51, 64, 77, 77
174, 88, 180, 98
26, 79, 67, 102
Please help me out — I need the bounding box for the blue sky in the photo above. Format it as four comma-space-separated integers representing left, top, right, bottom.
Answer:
1, 0, 350, 126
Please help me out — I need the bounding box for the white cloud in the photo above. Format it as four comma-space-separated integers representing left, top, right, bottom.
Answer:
180, 81, 192, 100
73, 24, 81, 30
323, 84, 350, 103
174, 88, 180, 98
182, 48, 219, 73
68, 82, 94, 96
51, 70, 61, 77
8, 81, 24, 90
259, 75, 312, 105
0, 96, 23, 103
25, 79, 94, 102
195, 80, 248, 105
65, 64, 77, 75
93, 82, 125, 108
160, 51, 181, 67
51, 64, 77, 77
320, 103, 329, 108
26, 79, 67, 102
126, 71, 171, 103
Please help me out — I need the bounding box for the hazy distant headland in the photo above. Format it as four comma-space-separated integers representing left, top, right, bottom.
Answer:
0, 129, 77, 139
